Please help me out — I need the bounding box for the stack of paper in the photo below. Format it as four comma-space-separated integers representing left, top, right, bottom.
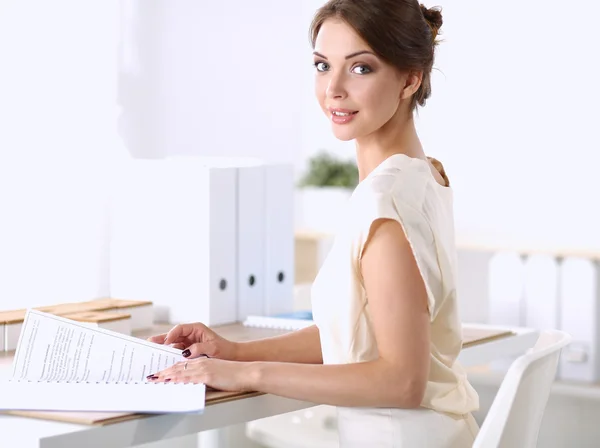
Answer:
0, 310, 206, 413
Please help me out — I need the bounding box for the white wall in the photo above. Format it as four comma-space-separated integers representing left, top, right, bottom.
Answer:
118, 0, 306, 167
1, 0, 599, 307
414, 0, 600, 250
0, 0, 124, 310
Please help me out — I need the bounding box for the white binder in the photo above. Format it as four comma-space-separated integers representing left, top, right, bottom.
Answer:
558, 257, 600, 382
0, 323, 4, 352
236, 161, 266, 320
488, 251, 526, 327
264, 163, 295, 316
168, 156, 267, 321
523, 254, 559, 330
109, 158, 238, 326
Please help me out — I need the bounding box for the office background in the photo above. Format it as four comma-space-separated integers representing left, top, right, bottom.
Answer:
0, 0, 599, 447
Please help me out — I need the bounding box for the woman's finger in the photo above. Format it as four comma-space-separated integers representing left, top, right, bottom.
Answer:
146, 358, 206, 383
147, 333, 168, 344
148, 358, 198, 380
165, 374, 203, 384
164, 324, 199, 345
182, 342, 213, 359
146, 363, 177, 381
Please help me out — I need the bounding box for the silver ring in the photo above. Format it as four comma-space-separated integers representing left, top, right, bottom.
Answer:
184, 361, 188, 371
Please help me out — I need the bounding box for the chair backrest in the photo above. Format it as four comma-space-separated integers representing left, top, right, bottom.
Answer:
473, 330, 572, 448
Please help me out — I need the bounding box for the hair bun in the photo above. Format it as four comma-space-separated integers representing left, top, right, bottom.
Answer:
420, 4, 443, 34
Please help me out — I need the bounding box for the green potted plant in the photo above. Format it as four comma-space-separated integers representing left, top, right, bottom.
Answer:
298, 151, 359, 189
296, 151, 358, 232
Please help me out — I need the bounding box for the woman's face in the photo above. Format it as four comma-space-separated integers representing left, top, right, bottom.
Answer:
313, 19, 407, 142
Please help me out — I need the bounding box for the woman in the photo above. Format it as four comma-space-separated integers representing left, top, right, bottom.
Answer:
148, 1, 480, 446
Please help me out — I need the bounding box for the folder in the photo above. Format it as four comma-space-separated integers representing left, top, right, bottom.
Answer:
523, 254, 559, 330
264, 163, 295, 316
168, 156, 268, 321
558, 257, 600, 382
235, 161, 266, 320
109, 158, 238, 327
0, 322, 3, 352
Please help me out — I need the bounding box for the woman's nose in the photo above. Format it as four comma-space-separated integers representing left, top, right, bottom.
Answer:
325, 73, 347, 100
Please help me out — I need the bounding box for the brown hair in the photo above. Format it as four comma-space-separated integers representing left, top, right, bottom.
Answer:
309, 0, 443, 110
309, 0, 449, 186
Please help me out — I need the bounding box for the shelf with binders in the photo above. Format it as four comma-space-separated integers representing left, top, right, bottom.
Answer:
452, 238, 600, 385
0, 298, 153, 352
109, 157, 296, 329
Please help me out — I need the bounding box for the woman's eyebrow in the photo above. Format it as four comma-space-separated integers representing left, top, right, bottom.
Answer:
312, 50, 376, 60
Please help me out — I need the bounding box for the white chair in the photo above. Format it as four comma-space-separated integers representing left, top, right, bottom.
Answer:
246, 330, 571, 448
473, 329, 572, 448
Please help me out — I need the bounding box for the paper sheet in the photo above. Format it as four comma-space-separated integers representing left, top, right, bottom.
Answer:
12, 310, 183, 383
0, 310, 206, 413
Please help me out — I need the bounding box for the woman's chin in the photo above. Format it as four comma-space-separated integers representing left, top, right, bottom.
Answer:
331, 125, 357, 142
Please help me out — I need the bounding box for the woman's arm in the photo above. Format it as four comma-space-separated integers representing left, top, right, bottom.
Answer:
235, 324, 323, 364
247, 219, 431, 408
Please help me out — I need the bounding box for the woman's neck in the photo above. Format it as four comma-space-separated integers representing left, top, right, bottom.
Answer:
355, 113, 424, 182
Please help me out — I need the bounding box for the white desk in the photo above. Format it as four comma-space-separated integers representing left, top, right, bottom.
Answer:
0, 394, 315, 448
458, 322, 539, 367
0, 323, 538, 448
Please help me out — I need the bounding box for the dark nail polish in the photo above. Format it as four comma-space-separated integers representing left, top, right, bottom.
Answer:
147, 375, 158, 380
165, 378, 171, 382
182, 349, 191, 357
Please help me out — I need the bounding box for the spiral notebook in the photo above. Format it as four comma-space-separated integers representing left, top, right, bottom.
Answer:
0, 310, 206, 413
243, 311, 314, 330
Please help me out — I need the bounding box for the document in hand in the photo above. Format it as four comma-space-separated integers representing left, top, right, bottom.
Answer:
0, 310, 206, 413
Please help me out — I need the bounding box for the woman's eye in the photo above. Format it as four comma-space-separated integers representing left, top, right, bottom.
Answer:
352, 65, 372, 75
314, 61, 329, 72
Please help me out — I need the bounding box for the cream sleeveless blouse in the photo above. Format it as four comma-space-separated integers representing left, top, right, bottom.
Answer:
310, 153, 479, 416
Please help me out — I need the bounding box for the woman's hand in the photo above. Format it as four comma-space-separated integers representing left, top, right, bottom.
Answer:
147, 323, 239, 360
147, 358, 257, 392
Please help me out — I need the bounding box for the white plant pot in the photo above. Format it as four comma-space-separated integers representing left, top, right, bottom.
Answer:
295, 186, 353, 234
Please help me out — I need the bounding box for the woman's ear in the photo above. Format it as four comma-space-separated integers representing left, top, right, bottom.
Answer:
400, 71, 423, 100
